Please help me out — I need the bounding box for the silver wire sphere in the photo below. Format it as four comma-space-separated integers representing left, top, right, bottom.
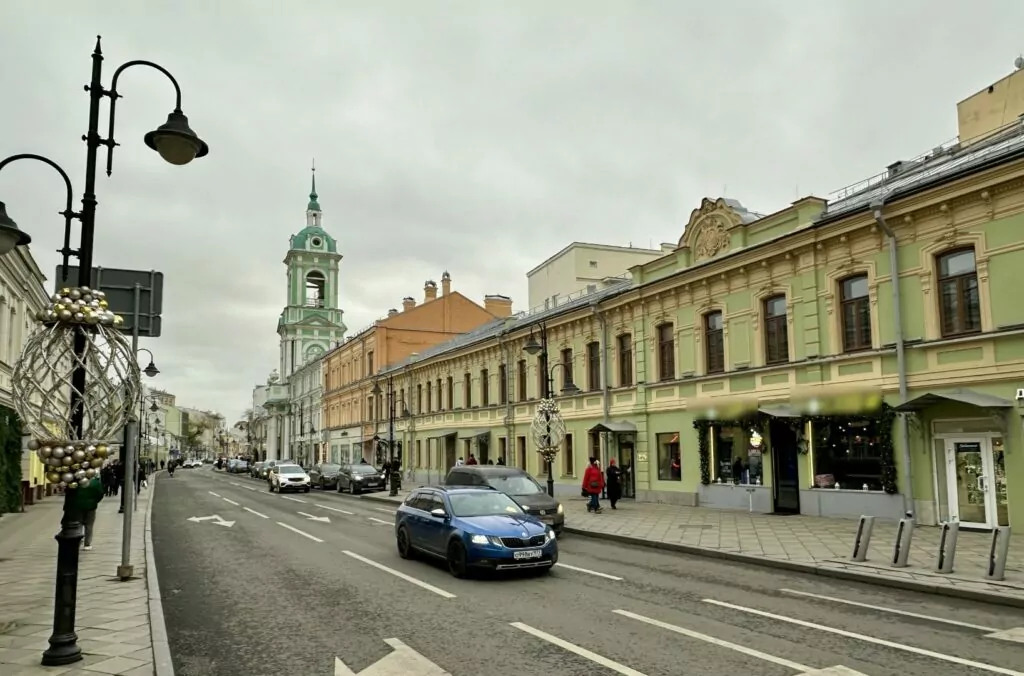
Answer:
530, 399, 566, 455
12, 320, 140, 443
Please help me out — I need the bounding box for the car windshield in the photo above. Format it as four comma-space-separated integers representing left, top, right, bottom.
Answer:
448, 492, 523, 517
485, 474, 544, 495
321, 464, 340, 472
278, 465, 303, 473
351, 465, 380, 475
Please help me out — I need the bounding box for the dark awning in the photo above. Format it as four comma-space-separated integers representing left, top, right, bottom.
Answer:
893, 389, 1015, 413
758, 404, 802, 418
589, 421, 637, 433
426, 429, 457, 439
457, 429, 490, 439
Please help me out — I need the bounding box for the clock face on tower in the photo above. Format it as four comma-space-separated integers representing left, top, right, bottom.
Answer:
306, 344, 324, 361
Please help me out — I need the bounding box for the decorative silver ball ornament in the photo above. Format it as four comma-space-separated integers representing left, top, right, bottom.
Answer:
95, 445, 109, 459
530, 398, 567, 455
72, 449, 86, 463
52, 447, 65, 460
69, 289, 82, 300
74, 470, 86, 481
58, 481, 67, 489
60, 472, 74, 484
85, 468, 96, 479
27, 438, 39, 451
39, 446, 52, 458
69, 482, 78, 489
46, 471, 60, 484
61, 456, 73, 466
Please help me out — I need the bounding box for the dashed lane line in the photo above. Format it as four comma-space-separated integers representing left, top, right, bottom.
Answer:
510, 623, 646, 676
243, 507, 268, 519
276, 522, 324, 543
342, 550, 456, 599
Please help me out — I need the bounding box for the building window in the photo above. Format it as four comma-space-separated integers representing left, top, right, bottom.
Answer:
763, 295, 789, 365
436, 378, 442, 411
480, 368, 489, 406
398, 388, 405, 412
617, 334, 632, 387
713, 425, 763, 485
463, 373, 472, 408
937, 248, 981, 337
840, 275, 871, 352
446, 376, 454, 409
588, 430, 600, 462
375, 396, 383, 421
563, 434, 574, 477
425, 382, 432, 412
367, 351, 374, 375
517, 359, 528, 401
498, 436, 507, 464
657, 324, 675, 382
417, 384, 423, 414
366, 397, 373, 421
586, 341, 600, 391
656, 432, 681, 481
516, 436, 526, 469
704, 311, 724, 374
811, 418, 884, 490
498, 364, 508, 404
560, 348, 574, 390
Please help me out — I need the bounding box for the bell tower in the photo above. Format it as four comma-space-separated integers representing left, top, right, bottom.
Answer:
277, 162, 346, 378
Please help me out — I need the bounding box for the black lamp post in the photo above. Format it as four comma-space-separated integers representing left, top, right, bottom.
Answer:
0, 36, 206, 667
372, 377, 404, 495
523, 323, 581, 497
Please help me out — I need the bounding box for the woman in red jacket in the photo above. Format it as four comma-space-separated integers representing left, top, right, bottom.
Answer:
581, 457, 604, 513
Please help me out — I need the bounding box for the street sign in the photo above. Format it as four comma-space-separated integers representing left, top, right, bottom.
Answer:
56, 266, 164, 337
335, 638, 450, 675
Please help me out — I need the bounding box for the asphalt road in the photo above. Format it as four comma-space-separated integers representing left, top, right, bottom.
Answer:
152, 467, 1024, 676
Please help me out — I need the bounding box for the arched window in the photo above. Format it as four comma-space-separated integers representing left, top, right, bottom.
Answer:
305, 271, 326, 308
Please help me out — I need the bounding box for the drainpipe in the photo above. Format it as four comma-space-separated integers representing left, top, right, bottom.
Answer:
591, 300, 611, 467
871, 199, 914, 515
498, 326, 515, 464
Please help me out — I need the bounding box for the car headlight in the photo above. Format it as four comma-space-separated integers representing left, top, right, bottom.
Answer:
545, 528, 556, 542
556, 504, 564, 514
469, 534, 503, 546
353, 476, 362, 481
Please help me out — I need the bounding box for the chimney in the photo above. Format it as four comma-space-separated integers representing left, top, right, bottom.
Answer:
441, 270, 452, 296
387, 308, 399, 318
402, 296, 416, 312
424, 280, 437, 302
484, 294, 513, 318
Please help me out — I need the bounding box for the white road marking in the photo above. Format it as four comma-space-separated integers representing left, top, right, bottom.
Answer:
704, 599, 1024, 676
280, 495, 307, 503
315, 503, 354, 515
342, 551, 456, 599
335, 637, 451, 675
222, 498, 240, 506
230, 482, 242, 487
780, 588, 998, 632
208, 491, 221, 498
243, 507, 268, 519
298, 511, 331, 523
510, 622, 647, 676
241, 485, 256, 491
614, 609, 810, 672
367, 517, 392, 525
276, 522, 324, 543
988, 627, 1024, 644
374, 507, 396, 513
555, 563, 623, 581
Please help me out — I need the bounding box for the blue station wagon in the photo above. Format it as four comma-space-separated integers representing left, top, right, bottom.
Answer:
394, 486, 558, 577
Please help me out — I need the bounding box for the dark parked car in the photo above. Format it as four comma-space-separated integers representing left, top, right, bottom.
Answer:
395, 486, 557, 577
336, 463, 386, 494
444, 466, 564, 534
250, 461, 264, 479
309, 463, 341, 490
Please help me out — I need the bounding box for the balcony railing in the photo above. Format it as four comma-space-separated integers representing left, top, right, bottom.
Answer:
304, 298, 325, 308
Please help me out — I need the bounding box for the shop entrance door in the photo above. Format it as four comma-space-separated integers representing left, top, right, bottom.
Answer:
944, 437, 1008, 529
770, 419, 801, 514
618, 440, 636, 499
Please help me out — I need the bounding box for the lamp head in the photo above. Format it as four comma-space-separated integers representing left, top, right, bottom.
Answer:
0, 201, 32, 256
144, 110, 209, 166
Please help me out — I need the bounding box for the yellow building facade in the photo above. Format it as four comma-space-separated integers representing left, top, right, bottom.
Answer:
364, 103, 1024, 530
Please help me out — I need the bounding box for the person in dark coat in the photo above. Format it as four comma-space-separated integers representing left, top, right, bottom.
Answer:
73, 475, 105, 550
605, 458, 622, 509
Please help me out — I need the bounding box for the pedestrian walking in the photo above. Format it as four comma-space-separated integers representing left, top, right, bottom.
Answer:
605, 458, 622, 509
74, 474, 105, 550
582, 457, 604, 513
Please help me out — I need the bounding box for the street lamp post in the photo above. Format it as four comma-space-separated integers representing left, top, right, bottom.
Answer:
523, 324, 581, 497
0, 36, 207, 667
372, 377, 402, 496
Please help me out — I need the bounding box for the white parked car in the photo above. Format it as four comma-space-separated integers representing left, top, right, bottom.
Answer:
269, 464, 311, 493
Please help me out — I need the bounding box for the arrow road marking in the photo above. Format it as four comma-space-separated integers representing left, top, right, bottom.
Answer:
298, 511, 331, 523
276, 522, 324, 543
187, 515, 235, 528
315, 503, 354, 515
335, 637, 450, 675
244, 507, 268, 519
223, 498, 240, 506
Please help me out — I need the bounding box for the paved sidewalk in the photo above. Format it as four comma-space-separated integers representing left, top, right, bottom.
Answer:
360, 489, 1024, 607
0, 483, 158, 676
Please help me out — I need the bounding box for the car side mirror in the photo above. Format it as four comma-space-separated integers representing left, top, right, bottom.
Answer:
429, 508, 448, 519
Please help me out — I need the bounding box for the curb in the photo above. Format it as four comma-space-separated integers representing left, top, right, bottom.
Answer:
563, 526, 1024, 609
358, 493, 404, 506
144, 470, 175, 676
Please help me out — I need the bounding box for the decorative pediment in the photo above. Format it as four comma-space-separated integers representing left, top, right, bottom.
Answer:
677, 197, 746, 261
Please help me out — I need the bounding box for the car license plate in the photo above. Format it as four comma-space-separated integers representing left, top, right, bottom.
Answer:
539, 515, 554, 523
513, 549, 542, 560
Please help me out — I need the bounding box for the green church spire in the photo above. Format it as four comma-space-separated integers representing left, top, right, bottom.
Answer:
307, 158, 320, 212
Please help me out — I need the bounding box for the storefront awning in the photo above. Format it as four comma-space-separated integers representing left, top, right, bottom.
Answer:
457, 429, 490, 439
589, 421, 637, 433
892, 389, 1015, 413
426, 429, 457, 439
758, 404, 802, 418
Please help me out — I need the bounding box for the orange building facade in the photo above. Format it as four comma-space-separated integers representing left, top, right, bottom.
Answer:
322, 271, 513, 464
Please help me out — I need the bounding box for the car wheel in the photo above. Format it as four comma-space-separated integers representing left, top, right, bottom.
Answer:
352, 486, 360, 495
446, 540, 469, 578
396, 526, 413, 559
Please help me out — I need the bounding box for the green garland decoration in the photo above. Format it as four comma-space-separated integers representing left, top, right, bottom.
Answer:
693, 404, 897, 493
0, 404, 24, 516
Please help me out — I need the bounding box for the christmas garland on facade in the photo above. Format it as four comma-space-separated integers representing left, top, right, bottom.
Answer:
693, 403, 898, 493
0, 405, 24, 516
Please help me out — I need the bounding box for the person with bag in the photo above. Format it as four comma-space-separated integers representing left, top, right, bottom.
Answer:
72, 474, 105, 551
581, 457, 604, 514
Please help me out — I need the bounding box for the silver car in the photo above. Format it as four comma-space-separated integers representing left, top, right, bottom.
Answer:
268, 463, 311, 493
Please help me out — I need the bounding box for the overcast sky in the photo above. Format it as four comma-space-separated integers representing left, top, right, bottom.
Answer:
1, 1, 1022, 421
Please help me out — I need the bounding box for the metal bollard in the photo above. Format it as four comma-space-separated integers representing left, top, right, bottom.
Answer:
851, 515, 875, 562
935, 521, 960, 574
985, 526, 1012, 581
891, 514, 915, 568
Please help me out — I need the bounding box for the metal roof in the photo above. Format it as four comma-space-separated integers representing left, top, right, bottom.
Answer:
892, 389, 1015, 412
